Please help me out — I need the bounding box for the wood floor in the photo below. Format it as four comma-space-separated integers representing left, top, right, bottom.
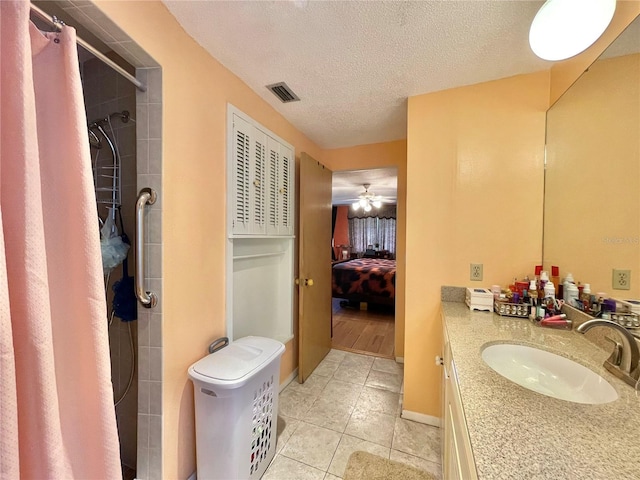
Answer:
331, 298, 395, 358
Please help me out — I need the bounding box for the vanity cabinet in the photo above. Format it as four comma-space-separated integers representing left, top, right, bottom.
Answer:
442, 324, 478, 480
230, 111, 293, 237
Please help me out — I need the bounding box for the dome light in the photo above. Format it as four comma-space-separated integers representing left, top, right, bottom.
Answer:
529, 0, 616, 61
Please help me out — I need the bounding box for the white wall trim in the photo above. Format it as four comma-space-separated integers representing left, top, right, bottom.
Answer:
186, 472, 197, 480
280, 367, 298, 392
401, 409, 441, 427
395, 356, 404, 364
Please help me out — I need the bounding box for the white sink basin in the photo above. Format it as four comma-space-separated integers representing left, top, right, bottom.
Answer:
481, 343, 618, 404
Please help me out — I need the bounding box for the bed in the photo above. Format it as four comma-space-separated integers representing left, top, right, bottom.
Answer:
331, 258, 396, 306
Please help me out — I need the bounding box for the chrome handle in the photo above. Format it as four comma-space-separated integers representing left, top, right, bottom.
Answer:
135, 187, 158, 308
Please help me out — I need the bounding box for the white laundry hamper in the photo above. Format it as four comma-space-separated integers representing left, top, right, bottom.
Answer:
188, 336, 285, 480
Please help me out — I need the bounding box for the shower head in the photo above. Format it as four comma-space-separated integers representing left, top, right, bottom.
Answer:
88, 128, 102, 149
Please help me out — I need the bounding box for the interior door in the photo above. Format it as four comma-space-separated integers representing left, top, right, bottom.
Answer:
298, 152, 333, 382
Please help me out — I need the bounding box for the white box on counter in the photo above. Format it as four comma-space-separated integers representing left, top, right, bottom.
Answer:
465, 287, 494, 312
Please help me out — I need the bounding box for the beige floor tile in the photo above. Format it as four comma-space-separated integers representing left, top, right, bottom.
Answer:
304, 397, 354, 432
354, 385, 401, 416
314, 358, 341, 377
278, 389, 318, 420
262, 455, 325, 480
390, 449, 442, 479
285, 373, 331, 396
281, 422, 342, 471
344, 407, 396, 447
328, 434, 390, 477
332, 363, 370, 385
341, 352, 375, 369
392, 417, 441, 463
317, 379, 364, 407
364, 369, 402, 393
325, 349, 347, 363
324, 473, 342, 480
276, 415, 300, 454
372, 357, 404, 375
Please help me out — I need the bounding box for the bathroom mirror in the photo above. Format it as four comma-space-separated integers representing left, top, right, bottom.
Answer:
543, 15, 640, 298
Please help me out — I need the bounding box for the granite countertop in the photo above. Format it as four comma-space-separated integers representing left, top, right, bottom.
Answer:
442, 301, 640, 480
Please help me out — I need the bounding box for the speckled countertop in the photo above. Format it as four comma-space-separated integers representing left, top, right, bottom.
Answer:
442, 301, 640, 480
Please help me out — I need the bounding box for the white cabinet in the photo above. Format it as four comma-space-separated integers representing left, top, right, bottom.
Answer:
226, 105, 295, 345
442, 324, 478, 480
230, 110, 293, 237
266, 137, 293, 236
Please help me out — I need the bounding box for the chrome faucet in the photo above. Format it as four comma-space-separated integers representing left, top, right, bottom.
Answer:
577, 319, 640, 388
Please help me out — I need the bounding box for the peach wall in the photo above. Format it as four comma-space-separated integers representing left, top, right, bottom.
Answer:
405, 72, 549, 417
333, 206, 349, 258
545, 53, 640, 297
324, 140, 407, 358
549, 4, 640, 106
94, 2, 323, 478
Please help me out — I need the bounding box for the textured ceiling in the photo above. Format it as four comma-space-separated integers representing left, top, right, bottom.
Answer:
332, 167, 398, 205
162, 0, 550, 149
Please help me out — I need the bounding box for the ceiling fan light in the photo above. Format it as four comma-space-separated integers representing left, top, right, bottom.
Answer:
352, 201, 360, 210
529, 0, 616, 61
372, 200, 382, 208
359, 198, 367, 207
364, 203, 372, 212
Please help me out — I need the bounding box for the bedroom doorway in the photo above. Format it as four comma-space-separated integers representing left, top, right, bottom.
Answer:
330, 168, 398, 358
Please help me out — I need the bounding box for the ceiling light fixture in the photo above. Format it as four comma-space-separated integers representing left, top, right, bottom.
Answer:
529, 0, 616, 61
352, 184, 382, 212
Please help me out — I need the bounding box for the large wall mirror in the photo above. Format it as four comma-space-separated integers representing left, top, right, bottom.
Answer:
544, 14, 640, 299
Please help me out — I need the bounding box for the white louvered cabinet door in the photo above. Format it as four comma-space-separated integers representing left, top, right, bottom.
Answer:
250, 128, 267, 234
278, 145, 293, 236
266, 136, 281, 236
232, 115, 252, 235
265, 137, 294, 236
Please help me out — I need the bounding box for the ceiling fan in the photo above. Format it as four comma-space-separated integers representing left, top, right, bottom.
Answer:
352, 184, 383, 212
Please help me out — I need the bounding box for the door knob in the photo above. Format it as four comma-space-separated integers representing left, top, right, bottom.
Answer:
306, 279, 314, 287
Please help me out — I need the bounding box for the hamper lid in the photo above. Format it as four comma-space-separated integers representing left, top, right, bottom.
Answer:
189, 336, 284, 386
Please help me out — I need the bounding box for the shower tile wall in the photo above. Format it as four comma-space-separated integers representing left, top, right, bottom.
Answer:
135, 66, 163, 480
59, 1, 163, 477
82, 57, 138, 471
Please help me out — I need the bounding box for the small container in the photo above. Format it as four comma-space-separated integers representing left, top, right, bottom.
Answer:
544, 281, 555, 300
465, 288, 494, 312
563, 273, 574, 301
566, 283, 579, 307
551, 266, 560, 295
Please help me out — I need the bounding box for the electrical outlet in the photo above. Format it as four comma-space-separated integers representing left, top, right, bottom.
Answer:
612, 269, 631, 290
470, 263, 483, 281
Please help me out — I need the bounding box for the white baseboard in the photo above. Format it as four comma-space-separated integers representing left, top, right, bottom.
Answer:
280, 368, 298, 392
395, 356, 404, 364
186, 472, 197, 480
401, 409, 441, 427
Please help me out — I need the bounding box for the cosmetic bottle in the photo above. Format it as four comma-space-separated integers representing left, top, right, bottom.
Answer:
544, 281, 555, 300
566, 283, 579, 308
563, 273, 574, 302
581, 283, 591, 301
551, 266, 560, 296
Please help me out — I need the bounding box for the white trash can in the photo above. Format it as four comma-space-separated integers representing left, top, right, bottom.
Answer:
188, 336, 285, 480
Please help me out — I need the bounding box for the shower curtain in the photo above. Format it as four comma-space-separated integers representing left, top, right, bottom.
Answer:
0, 2, 121, 479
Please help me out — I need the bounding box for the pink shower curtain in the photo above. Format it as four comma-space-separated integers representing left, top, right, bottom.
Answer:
0, 2, 122, 478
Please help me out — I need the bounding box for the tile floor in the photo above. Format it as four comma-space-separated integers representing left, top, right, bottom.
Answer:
263, 349, 442, 479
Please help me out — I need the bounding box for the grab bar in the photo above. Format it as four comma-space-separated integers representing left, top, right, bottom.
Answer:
135, 187, 158, 308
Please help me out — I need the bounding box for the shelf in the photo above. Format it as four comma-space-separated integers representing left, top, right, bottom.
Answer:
233, 252, 286, 261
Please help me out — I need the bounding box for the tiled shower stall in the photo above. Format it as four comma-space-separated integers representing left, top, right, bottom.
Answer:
56, 1, 164, 477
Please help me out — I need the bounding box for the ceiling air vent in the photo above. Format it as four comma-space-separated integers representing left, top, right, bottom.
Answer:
266, 82, 300, 103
